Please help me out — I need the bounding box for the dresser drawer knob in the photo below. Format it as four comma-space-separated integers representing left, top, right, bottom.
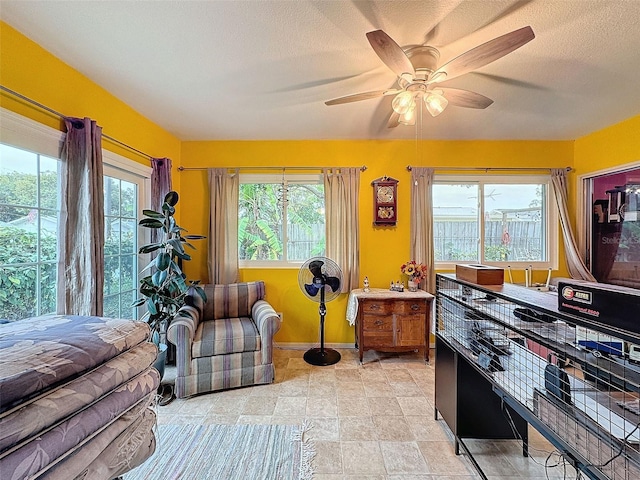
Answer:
374, 319, 384, 326
411, 303, 420, 311
370, 304, 381, 310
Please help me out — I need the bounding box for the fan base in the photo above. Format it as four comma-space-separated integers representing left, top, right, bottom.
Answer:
304, 347, 341, 366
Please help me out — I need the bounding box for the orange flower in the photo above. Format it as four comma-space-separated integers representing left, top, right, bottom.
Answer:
401, 260, 427, 282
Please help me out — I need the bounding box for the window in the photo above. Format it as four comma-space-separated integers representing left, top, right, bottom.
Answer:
239, 174, 325, 266
1, 108, 151, 321
103, 171, 142, 319
581, 162, 640, 288
433, 175, 556, 269
0, 143, 60, 321
102, 154, 150, 320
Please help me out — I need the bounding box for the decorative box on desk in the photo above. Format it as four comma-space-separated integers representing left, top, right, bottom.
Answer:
455, 264, 504, 285
347, 288, 434, 363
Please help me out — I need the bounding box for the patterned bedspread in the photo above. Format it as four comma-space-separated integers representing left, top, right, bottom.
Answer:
0, 369, 159, 479
0, 341, 158, 452
0, 315, 150, 412
0, 315, 158, 480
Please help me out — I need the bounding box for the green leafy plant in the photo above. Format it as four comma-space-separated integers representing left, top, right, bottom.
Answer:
0, 227, 56, 321
133, 191, 206, 340
237, 182, 325, 261
484, 244, 511, 262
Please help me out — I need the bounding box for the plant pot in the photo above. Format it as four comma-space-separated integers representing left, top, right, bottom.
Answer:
153, 343, 168, 381
408, 280, 418, 292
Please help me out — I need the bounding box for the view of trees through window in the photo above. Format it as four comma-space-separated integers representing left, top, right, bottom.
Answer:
1, 142, 143, 321
0, 144, 59, 321
103, 176, 138, 319
433, 181, 546, 264
239, 178, 325, 262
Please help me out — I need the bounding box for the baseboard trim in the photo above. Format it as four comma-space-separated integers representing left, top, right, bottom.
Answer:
275, 342, 435, 350
274, 342, 356, 350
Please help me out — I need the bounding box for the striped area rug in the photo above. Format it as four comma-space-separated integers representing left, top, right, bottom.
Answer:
125, 423, 314, 480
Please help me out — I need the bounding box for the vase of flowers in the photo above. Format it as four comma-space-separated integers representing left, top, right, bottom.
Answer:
401, 260, 428, 292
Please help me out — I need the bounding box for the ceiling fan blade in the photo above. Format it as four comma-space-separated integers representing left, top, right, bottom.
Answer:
428, 26, 534, 84
387, 111, 401, 128
325, 89, 400, 106
366, 30, 416, 79
439, 88, 494, 109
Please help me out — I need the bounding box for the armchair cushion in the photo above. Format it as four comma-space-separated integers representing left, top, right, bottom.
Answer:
205, 282, 265, 320
192, 317, 261, 357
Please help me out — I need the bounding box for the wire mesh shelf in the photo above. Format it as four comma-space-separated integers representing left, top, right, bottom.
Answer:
436, 274, 640, 480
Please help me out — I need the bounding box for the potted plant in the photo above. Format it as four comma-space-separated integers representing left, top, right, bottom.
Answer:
133, 191, 206, 381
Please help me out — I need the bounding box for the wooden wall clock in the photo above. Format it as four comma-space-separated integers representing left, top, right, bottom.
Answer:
371, 176, 398, 226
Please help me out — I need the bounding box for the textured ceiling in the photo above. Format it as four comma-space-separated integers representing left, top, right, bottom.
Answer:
2, 0, 640, 141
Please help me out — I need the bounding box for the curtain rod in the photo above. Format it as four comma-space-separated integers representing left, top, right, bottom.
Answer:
406, 165, 572, 173
178, 165, 367, 172
1, 85, 155, 161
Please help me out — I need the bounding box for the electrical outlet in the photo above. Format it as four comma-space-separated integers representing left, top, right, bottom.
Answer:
276, 312, 283, 322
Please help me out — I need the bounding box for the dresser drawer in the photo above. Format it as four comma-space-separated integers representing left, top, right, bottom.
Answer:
392, 300, 426, 314
362, 314, 393, 331
360, 300, 393, 315
363, 331, 394, 347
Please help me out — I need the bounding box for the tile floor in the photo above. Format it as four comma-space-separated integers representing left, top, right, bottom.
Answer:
157, 347, 578, 479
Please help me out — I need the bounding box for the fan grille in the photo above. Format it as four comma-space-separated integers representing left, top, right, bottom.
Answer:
298, 256, 343, 303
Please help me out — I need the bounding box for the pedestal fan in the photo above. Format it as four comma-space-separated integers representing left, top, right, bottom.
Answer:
298, 257, 343, 366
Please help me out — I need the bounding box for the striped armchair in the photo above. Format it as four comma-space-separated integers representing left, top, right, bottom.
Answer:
167, 281, 281, 398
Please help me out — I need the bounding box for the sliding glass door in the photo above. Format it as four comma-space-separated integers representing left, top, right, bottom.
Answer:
103, 162, 150, 320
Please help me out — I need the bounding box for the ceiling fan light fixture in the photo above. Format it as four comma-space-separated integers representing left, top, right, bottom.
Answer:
424, 92, 448, 117
399, 72, 414, 84
391, 91, 415, 115
399, 105, 416, 126
427, 71, 447, 84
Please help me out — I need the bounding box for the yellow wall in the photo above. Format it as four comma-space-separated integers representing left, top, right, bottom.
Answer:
9, 20, 633, 347
180, 140, 574, 344
574, 114, 640, 175
568, 114, 640, 249
0, 22, 181, 191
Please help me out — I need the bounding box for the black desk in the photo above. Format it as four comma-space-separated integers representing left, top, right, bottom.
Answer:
435, 274, 640, 480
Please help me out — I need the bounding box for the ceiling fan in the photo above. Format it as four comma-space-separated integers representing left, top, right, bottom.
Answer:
325, 26, 535, 127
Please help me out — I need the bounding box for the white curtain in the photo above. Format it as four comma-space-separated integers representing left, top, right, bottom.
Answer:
208, 168, 239, 284
57, 117, 104, 315
410, 167, 435, 294
550, 168, 596, 281
324, 168, 360, 292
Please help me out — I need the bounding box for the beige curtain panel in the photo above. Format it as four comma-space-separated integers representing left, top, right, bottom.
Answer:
208, 168, 239, 284
550, 168, 596, 281
409, 167, 435, 294
323, 167, 360, 292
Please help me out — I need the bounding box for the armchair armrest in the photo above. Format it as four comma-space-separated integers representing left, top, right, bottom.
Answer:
252, 300, 281, 336
167, 288, 204, 380
252, 300, 282, 363
166, 304, 200, 346
167, 286, 205, 345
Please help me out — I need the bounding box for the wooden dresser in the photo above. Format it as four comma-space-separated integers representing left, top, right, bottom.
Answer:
349, 289, 434, 363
